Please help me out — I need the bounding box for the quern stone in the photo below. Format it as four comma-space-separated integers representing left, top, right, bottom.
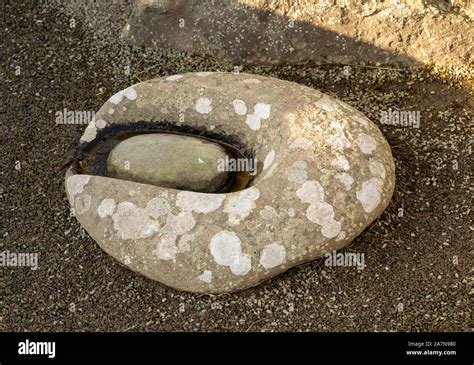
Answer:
66, 72, 396, 294
107, 133, 231, 193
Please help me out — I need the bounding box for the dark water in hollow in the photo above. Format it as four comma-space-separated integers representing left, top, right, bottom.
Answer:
73, 122, 256, 193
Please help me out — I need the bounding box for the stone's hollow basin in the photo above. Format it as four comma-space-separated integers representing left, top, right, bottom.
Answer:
107, 133, 241, 193
65, 72, 396, 294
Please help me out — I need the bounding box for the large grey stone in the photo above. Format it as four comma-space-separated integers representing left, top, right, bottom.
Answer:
122, 0, 473, 66
107, 133, 231, 193
67, 72, 396, 294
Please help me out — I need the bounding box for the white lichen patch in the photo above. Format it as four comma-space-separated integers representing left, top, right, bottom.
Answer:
369, 161, 386, 180
210, 231, 251, 276
286, 160, 308, 184
306, 202, 341, 238
296, 180, 325, 204
289, 138, 313, 151
196, 72, 213, 77
331, 156, 350, 170
356, 178, 383, 213
176, 191, 226, 214
154, 233, 179, 261
263, 149, 275, 170
335, 172, 354, 190
162, 211, 195, 236
254, 103, 271, 119
198, 270, 213, 283
357, 133, 377, 154
259, 243, 286, 269
245, 103, 271, 130
245, 114, 260, 130
195, 97, 212, 114
336, 231, 346, 242
112, 202, 160, 240
75, 194, 91, 215
259, 206, 278, 220
95, 119, 106, 129
66, 175, 91, 205
224, 187, 260, 225
296, 179, 341, 238
325, 133, 351, 150
153, 211, 196, 261
109, 86, 138, 104
232, 99, 247, 115
97, 198, 116, 218
145, 197, 172, 218
166, 74, 183, 81
178, 234, 193, 253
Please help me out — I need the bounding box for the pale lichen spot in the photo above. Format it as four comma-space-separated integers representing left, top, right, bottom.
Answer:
369, 161, 386, 180
289, 138, 313, 151
154, 233, 178, 261
109, 86, 138, 104
145, 197, 172, 218
260, 243, 286, 269
296, 180, 325, 204
254, 103, 271, 119
75, 194, 91, 215
66, 175, 91, 204
178, 234, 193, 253
112, 202, 160, 240
325, 133, 351, 149
331, 156, 350, 170
286, 160, 308, 184
210, 231, 251, 276
196, 72, 213, 77
224, 187, 260, 225
108, 108, 114, 114
356, 178, 382, 213
195, 97, 212, 114
306, 202, 341, 238
335, 172, 354, 190
162, 211, 196, 236
232, 99, 247, 115
336, 231, 346, 242
259, 206, 278, 220
357, 133, 377, 154
245, 103, 271, 130
176, 191, 225, 214
198, 270, 213, 283
95, 119, 106, 129
166, 74, 183, 81
97, 198, 116, 218
263, 149, 275, 170
245, 114, 261, 130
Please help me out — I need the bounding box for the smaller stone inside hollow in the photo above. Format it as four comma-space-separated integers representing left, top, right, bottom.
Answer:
107, 133, 232, 193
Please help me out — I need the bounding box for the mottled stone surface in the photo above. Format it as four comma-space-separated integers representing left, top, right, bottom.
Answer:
107, 133, 231, 193
122, 0, 473, 66
67, 72, 396, 293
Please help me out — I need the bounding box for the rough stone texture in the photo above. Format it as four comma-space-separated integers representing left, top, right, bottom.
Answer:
66, 72, 395, 293
122, 0, 473, 66
107, 133, 232, 193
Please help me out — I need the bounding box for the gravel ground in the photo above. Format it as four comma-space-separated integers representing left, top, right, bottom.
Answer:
1, 1, 472, 332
